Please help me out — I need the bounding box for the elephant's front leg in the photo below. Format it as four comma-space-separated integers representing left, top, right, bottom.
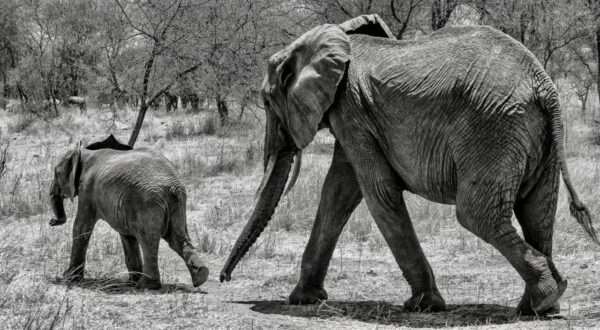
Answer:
120, 234, 143, 284
290, 142, 363, 304
349, 144, 445, 312
64, 210, 97, 282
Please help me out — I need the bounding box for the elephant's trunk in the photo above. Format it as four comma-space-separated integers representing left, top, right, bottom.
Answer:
49, 181, 67, 226
220, 112, 295, 282
220, 152, 293, 281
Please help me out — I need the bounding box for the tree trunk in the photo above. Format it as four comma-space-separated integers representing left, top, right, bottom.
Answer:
431, 0, 457, 31
596, 27, 600, 117
216, 93, 229, 125
1, 72, 8, 97
128, 47, 157, 147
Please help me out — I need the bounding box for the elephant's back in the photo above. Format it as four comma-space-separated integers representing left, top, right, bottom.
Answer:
355, 25, 545, 118
89, 149, 186, 203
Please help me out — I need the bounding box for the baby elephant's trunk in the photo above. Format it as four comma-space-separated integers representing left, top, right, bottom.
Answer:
49, 181, 67, 226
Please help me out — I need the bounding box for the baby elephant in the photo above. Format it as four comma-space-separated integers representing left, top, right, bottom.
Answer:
49, 135, 208, 289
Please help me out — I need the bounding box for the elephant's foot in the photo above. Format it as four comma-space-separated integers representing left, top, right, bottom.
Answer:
289, 284, 328, 305
190, 265, 209, 287
184, 252, 209, 287
127, 273, 142, 285
49, 217, 67, 226
136, 277, 162, 290
516, 279, 567, 316
62, 267, 84, 283
403, 291, 446, 312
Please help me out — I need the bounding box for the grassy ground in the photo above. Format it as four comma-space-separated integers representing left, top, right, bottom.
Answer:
0, 102, 599, 329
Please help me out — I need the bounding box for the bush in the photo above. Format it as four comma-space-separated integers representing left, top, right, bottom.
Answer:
199, 114, 218, 135
165, 114, 220, 140
7, 112, 36, 134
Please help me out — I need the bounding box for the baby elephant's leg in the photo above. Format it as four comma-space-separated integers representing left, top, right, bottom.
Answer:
120, 234, 143, 283
167, 236, 209, 287
137, 234, 161, 290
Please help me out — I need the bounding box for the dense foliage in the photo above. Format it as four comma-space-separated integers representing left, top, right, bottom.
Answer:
2, 0, 600, 131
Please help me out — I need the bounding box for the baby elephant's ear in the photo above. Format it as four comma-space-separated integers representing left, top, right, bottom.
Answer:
65, 143, 81, 198
339, 14, 396, 40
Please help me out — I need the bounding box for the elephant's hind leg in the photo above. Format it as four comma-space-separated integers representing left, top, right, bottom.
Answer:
514, 160, 564, 315
165, 199, 208, 287
120, 234, 143, 284
290, 142, 363, 305
137, 212, 162, 290
456, 174, 564, 315
166, 235, 209, 287
137, 237, 161, 289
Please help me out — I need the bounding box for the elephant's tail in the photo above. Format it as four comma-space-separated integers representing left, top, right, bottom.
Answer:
539, 75, 600, 245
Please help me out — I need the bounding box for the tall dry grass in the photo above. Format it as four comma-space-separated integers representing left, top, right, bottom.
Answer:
0, 93, 598, 328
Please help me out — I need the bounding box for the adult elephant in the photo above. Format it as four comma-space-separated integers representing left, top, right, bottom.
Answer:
220, 15, 599, 315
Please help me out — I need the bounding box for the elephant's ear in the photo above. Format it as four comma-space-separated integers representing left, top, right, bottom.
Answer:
339, 14, 396, 40
266, 24, 350, 149
61, 142, 82, 198
86, 134, 132, 150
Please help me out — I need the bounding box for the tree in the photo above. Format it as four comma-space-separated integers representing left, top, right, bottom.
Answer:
431, 0, 458, 30
0, 0, 20, 98
298, 0, 429, 39
113, 0, 203, 146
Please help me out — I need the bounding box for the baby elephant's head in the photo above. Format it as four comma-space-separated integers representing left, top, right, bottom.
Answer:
49, 143, 81, 226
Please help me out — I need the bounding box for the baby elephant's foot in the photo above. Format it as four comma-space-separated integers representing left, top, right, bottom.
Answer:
404, 291, 446, 312
63, 267, 84, 283
190, 265, 209, 287
517, 279, 567, 316
49, 217, 67, 226
136, 277, 162, 290
289, 284, 328, 305
185, 253, 209, 287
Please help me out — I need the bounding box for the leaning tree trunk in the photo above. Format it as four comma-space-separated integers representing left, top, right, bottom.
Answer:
431, 0, 457, 31
595, 26, 600, 118
216, 94, 229, 126
128, 46, 157, 147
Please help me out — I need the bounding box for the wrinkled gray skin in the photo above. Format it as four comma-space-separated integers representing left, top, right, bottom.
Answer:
221, 15, 599, 316
50, 137, 208, 289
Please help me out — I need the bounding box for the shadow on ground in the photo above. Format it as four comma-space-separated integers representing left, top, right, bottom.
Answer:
48, 276, 207, 294
234, 300, 562, 328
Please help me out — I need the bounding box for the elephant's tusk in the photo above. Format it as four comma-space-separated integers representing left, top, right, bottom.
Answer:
283, 150, 302, 196
255, 154, 277, 200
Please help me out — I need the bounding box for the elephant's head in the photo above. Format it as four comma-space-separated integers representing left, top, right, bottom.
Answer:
220, 24, 353, 281
49, 142, 82, 226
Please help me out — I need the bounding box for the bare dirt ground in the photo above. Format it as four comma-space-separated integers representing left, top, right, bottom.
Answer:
0, 105, 599, 329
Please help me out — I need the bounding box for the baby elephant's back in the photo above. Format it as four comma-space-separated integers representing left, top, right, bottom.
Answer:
92, 149, 186, 207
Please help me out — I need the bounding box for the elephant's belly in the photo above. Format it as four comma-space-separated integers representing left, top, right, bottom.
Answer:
384, 137, 458, 205
94, 192, 140, 236
406, 185, 457, 205
95, 206, 131, 235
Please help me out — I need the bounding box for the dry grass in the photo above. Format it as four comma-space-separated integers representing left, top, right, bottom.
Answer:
0, 101, 599, 329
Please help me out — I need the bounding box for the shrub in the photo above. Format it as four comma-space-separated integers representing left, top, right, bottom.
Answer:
199, 114, 218, 135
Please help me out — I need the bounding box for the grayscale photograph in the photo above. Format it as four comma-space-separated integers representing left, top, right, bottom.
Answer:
0, 0, 599, 328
